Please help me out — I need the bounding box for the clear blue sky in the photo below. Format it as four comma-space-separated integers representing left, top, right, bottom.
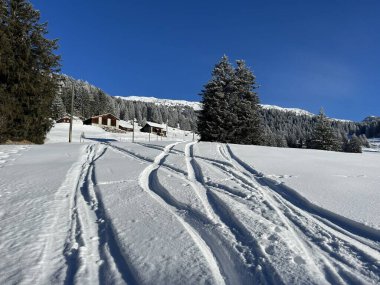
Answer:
32, 0, 379, 121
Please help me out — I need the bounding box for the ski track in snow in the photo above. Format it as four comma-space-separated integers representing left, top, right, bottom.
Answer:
105, 141, 380, 284
47, 144, 136, 285
200, 143, 380, 284
4, 141, 379, 284
0, 145, 30, 168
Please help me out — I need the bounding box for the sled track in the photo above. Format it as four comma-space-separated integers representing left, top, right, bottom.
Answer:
196, 143, 380, 284
111, 141, 285, 284
68, 141, 380, 284
62, 144, 136, 285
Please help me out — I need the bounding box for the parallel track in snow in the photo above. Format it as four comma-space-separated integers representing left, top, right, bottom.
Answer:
194, 143, 380, 284
61, 144, 136, 285
55, 141, 379, 285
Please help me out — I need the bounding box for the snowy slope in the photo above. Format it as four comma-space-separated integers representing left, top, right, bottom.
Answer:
116, 96, 203, 111
1, 138, 379, 284
116, 96, 355, 122
260, 104, 314, 116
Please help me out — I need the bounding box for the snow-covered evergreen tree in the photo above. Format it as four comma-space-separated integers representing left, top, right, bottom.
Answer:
198, 56, 263, 144
308, 109, 341, 151
344, 134, 362, 153
198, 55, 235, 142
51, 94, 66, 119
231, 60, 262, 144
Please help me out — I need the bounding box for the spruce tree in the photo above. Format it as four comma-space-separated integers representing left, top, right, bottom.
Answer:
0, 0, 60, 143
198, 56, 263, 144
345, 134, 362, 153
198, 55, 235, 142
232, 60, 262, 144
308, 109, 340, 151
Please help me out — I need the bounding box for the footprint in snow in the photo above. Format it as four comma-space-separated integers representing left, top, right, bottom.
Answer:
293, 256, 306, 265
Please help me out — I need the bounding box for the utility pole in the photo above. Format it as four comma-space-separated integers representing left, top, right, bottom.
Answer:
69, 84, 74, 143
132, 118, 136, 143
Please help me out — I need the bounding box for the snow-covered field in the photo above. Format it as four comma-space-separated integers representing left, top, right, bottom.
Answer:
1, 126, 379, 284
46, 123, 197, 144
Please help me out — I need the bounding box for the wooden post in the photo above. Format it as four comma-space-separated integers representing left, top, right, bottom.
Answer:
132, 118, 136, 143
69, 84, 74, 143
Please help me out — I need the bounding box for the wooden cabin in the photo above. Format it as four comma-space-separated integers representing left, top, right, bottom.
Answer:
119, 120, 134, 132
141, 122, 167, 136
56, 116, 70, 123
83, 114, 120, 129
56, 115, 83, 124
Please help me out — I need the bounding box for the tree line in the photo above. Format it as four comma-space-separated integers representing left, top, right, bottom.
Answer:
54, 75, 198, 131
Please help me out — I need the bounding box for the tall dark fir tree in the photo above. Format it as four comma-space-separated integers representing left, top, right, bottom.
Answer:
198, 55, 235, 142
232, 60, 262, 144
0, 0, 60, 143
308, 109, 340, 151
198, 55, 262, 144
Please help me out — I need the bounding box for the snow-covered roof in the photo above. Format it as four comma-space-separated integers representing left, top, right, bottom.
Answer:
119, 120, 134, 129
145, 121, 167, 129
87, 113, 120, 120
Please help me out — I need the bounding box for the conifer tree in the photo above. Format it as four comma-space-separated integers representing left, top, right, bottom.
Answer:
308, 109, 340, 151
198, 55, 235, 142
0, 0, 60, 143
232, 60, 262, 144
344, 134, 362, 153
198, 56, 263, 144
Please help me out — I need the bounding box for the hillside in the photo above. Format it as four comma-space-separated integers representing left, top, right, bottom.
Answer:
1, 135, 380, 284
55, 75, 380, 147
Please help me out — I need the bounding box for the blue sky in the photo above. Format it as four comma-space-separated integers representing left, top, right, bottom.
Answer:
32, 0, 379, 121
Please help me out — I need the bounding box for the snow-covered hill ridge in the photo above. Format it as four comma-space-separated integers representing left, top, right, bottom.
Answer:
115, 96, 203, 111
260, 104, 314, 116
117, 96, 315, 116
116, 96, 354, 121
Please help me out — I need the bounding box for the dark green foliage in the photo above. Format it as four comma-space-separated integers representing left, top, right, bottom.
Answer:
344, 134, 362, 153
55, 75, 198, 131
231, 60, 263, 144
307, 110, 341, 151
198, 55, 235, 142
0, 0, 60, 143
197, 56, 262, 144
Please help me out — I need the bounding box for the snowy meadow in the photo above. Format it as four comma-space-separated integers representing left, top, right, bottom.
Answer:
1, 124, 380, 284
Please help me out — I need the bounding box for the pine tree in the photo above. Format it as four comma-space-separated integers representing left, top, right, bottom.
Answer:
308, 109, 340, 151
198, 55, 235, 142
344, 134, 362, 153
51, 93, 66, 120
198, 56, 263, 144
232, 60, 262, 144
0, 0, 60, 143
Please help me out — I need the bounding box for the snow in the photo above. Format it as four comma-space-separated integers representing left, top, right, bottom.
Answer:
45, 122, 197, 144
260, 104, 314, 116
116, 96, 203, 111
116, 96, 353, 122
1, 135, 380, 284
228, 144, 380, 230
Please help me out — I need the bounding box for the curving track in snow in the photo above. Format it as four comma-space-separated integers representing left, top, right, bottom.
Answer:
1, 141, 379, 284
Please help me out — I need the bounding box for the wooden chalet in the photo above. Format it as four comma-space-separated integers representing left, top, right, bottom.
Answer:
56, 115, 70, 123
141, 121, 167, 136
119, 120, 134, 132
56, 115, 83, 124
83, 113, 120, 129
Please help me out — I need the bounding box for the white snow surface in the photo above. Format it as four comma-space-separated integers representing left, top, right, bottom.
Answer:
260, 104, 314, 116
1, 135, 380, 284
116, 96, 354, 122
116, 96, 203, 111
